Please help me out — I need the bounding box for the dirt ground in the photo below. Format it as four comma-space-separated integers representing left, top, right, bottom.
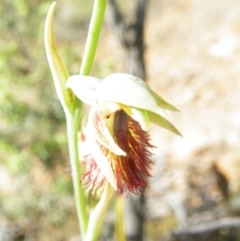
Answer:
143, 0, 240, 228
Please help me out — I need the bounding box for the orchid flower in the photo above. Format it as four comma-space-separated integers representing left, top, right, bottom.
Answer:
67, 73, 181, 194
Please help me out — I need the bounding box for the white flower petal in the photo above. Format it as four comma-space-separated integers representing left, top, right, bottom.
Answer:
66, 75, 101, 105
86, 108, 117, 190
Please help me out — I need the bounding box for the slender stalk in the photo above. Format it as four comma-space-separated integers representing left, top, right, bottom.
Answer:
80, 0, 108, 75
66, 108, 88, 239
85, 183, 113, 241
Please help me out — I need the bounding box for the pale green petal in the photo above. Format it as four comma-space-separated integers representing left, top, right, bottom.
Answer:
123, 106, 150, 131
91, 139, 117, 190
88, 105, 126, 156
96, 73, 178, 117
66, 75, 101, 105
147, 111, 182, 136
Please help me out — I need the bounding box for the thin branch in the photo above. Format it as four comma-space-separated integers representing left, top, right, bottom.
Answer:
171, 218, 240, 237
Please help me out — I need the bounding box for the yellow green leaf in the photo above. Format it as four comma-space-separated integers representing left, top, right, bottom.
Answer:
44, 2, 72, 112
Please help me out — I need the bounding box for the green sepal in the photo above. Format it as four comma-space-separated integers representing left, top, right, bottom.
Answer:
147, 111, 182, 136
150, 89, 179, 112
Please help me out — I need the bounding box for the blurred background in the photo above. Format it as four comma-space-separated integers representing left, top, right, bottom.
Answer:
1, 0, 240, 240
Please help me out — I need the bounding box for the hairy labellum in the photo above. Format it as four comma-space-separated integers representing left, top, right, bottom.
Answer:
82, 109, 154, 194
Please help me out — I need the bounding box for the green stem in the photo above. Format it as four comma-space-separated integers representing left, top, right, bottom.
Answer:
66, 108, 88, 239
66, 0, 108, 239
80, 0, 108, 75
